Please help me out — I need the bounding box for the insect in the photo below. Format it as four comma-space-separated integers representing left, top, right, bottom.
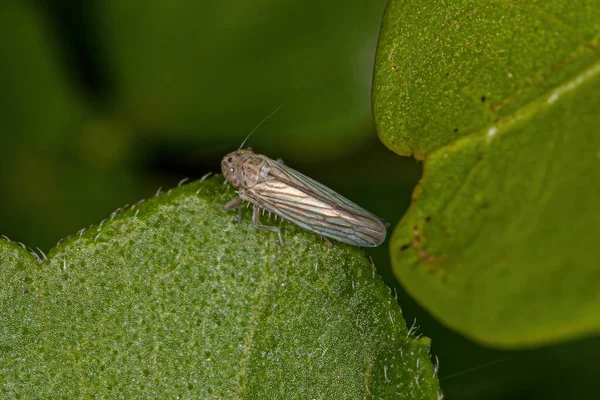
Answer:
221, 149, 387, 247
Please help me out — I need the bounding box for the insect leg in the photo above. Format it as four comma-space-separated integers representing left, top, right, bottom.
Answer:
252, 205, 284, 246
321, 236, 333, 248
223, 196, 243, 223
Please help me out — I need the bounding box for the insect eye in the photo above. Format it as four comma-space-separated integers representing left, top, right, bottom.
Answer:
227, 157, 232, 162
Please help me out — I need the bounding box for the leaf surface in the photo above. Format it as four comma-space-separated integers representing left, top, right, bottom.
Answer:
373, 0, 600, 347
1, 177, 440, 398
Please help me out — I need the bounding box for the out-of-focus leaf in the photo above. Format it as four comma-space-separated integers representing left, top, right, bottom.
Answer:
92, 0, 386, 160
373, 0, 600, 347
0, 3, 140, 248
0, 177, 440, 398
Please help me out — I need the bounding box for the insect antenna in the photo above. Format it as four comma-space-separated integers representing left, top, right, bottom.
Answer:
238, 104, 284, 150
439, 356, 511, 382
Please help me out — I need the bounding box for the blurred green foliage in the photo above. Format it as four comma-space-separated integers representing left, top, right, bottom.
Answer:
1, 0, 598, 399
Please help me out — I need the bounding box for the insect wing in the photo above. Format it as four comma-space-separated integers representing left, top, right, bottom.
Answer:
246, 159, 386, 247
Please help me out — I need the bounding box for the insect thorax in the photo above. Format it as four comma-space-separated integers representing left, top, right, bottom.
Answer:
238, 154, 270, 188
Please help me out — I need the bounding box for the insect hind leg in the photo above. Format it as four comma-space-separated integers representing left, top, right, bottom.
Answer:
252, 205, 284, 246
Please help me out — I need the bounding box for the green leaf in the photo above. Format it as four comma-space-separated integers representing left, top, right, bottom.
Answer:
1, 177, 440, 398
373, 0, 600, 347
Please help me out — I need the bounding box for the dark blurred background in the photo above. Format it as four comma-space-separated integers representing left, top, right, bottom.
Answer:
0, 1, 596, 399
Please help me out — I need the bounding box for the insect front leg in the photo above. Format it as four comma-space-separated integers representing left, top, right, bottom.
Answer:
223, 196, 243, 223
252, 204, 285, 246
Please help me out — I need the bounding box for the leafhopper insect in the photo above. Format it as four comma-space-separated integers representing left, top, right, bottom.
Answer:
221, 149, 387, 247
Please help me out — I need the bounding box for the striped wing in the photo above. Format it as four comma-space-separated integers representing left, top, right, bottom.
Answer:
243, 158, 387, 247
